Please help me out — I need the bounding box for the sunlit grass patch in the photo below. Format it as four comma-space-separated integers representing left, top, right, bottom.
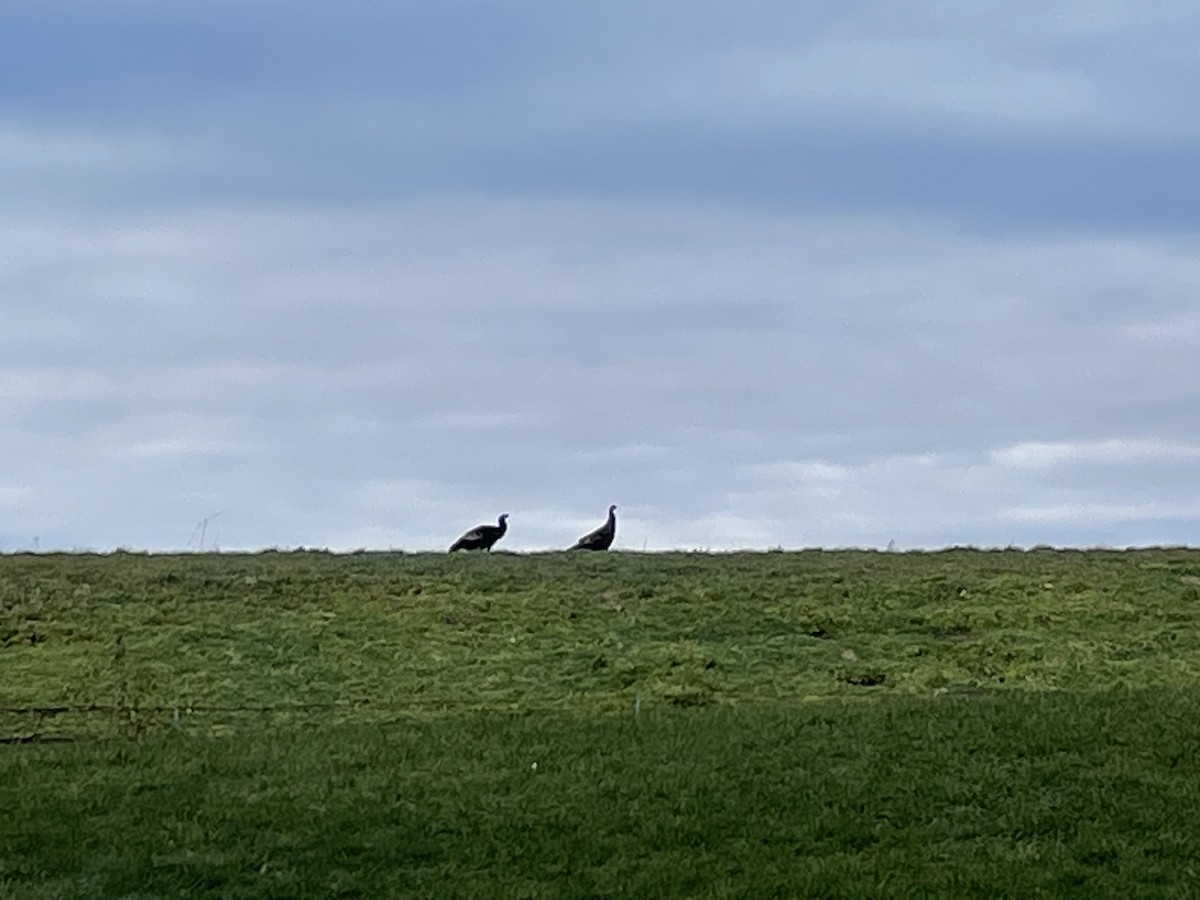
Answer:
4, 548, 1200, 737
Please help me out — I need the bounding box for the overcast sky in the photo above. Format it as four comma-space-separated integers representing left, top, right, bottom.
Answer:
3, 1, 1199, 552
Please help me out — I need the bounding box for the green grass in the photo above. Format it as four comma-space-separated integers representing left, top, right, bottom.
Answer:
3, 548, 1200, 896
5, 696, 1200, 898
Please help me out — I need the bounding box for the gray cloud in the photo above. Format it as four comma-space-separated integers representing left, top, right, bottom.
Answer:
6, 3, 1200, 230
3, 199, 1199, 549
2, 3, 1198, 550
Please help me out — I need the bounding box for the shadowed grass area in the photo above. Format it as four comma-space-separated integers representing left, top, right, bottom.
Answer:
3, 549, 1200, 896
4, 693, 1200, 898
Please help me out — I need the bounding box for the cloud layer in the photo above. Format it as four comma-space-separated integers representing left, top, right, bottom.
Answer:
2, 2, 1198, 550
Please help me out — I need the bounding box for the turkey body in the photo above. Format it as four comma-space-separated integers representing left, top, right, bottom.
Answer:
449, 514, 509, 552
569, 505, 617, 551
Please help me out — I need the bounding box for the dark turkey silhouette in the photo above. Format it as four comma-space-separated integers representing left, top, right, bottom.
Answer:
569, 505, 617, 551
449, 513, 509, 552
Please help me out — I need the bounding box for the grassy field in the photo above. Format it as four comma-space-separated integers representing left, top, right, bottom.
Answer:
4, 548, 1200, 896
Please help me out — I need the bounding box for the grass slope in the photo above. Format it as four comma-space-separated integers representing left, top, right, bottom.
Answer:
5, 696, 1200, 898
3, 549, 1200, 896
4, 548, 1200, 731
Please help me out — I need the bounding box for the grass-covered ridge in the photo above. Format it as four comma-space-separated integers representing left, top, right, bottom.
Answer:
4, 549, 1200, 897
4, 548, 1200, 737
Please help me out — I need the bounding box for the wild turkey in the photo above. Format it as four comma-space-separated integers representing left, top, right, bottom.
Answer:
449, 513, 509, 552
569, 505, 617, 551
